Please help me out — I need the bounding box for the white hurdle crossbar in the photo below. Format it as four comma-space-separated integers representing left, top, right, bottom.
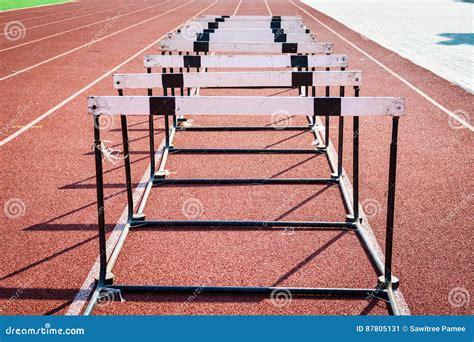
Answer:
159, 40, 333, 54
197, 15, 303, 21
144, 54, 348, 69
170, 32, 316, 43
113, 71, 362, 89
88, 96, 405, 117
181, 21, 306, 30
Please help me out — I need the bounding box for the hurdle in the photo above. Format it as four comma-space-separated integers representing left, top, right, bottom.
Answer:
169, 31, 317, 43
159, 40, 333, 54
197, 15, 303, 20
85, 14, 406, 316
159, 29, 335, 139
86, 93, 405, 315
181, 21, 306, 30
112, 70, 361, 157
144, 54, 348, 69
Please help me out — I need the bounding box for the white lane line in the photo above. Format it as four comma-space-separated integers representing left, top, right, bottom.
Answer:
0, 1, 117, 23
65, 0, 219, 316
0, 0, 148, 36
0, 1, 195, 146
232, 0, 242, 16
0, 0, 189, 81
0, 0, 170, 52
291, 0, 473, 132
264, 0, 273, 16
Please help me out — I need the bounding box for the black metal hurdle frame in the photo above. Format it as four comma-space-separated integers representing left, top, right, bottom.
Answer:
85, 19, 403, 316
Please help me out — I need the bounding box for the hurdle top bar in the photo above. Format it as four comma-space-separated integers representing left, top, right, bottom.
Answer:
199, 15, 303, 20
171, 32, 316, 43
144, 54, 348, 69
193, 17, 304, 23
159, 40, 333, 54
88, 96, 405, 117
181, 21, 306, 30
177, 27, 311, 34
113, 71, 362, 89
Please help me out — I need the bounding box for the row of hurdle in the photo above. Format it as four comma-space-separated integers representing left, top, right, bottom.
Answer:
86, 15, 406, 315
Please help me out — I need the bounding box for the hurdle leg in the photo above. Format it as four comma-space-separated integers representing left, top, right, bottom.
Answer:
93, 115, 108, 286
178, 51, 184, 96
169, 51, 177, 128
324, 56, 330, 148
352, 86, 360, 222
145, 70, 156, 180
164, 111, 171, 148
337, 67, 345, 177
186, 52, 191, 96
383, 116, 400, 286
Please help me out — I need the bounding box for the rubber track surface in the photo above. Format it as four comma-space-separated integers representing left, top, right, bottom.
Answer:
0, 0, 472, 315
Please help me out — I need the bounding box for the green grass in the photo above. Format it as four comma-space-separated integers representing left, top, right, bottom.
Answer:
0, 0, 70, 11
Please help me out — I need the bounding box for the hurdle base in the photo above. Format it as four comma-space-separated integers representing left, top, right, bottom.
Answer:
133, 213, 146, 221
378, 275, 400, 290
106, 284, 388, 299
130, 219, 357, 230
95, 272, 115, 286
169, 148, 324, 154
346, 214, 362, 223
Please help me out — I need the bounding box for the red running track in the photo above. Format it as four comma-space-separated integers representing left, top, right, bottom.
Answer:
0, 0, 472, 316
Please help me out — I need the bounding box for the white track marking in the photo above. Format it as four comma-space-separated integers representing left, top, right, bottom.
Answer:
291, 0, 473, 131
0, 1, 210, 147
0, 1, 190, 80
0, 1, 172, 53
65, 0, 220, 316
232, 0, 242, 15
264, 0, 273, 16
0, 0, 149, 36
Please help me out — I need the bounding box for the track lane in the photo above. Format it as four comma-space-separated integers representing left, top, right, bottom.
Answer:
273, 0, 473, 315
0, 0, 194, 135
0, 0, 172, 52
0, 0, 149, 39
0, 0, 122, 24
0, 0, 183, 74
0, 0, 471, 316
0, 0, 219, 315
